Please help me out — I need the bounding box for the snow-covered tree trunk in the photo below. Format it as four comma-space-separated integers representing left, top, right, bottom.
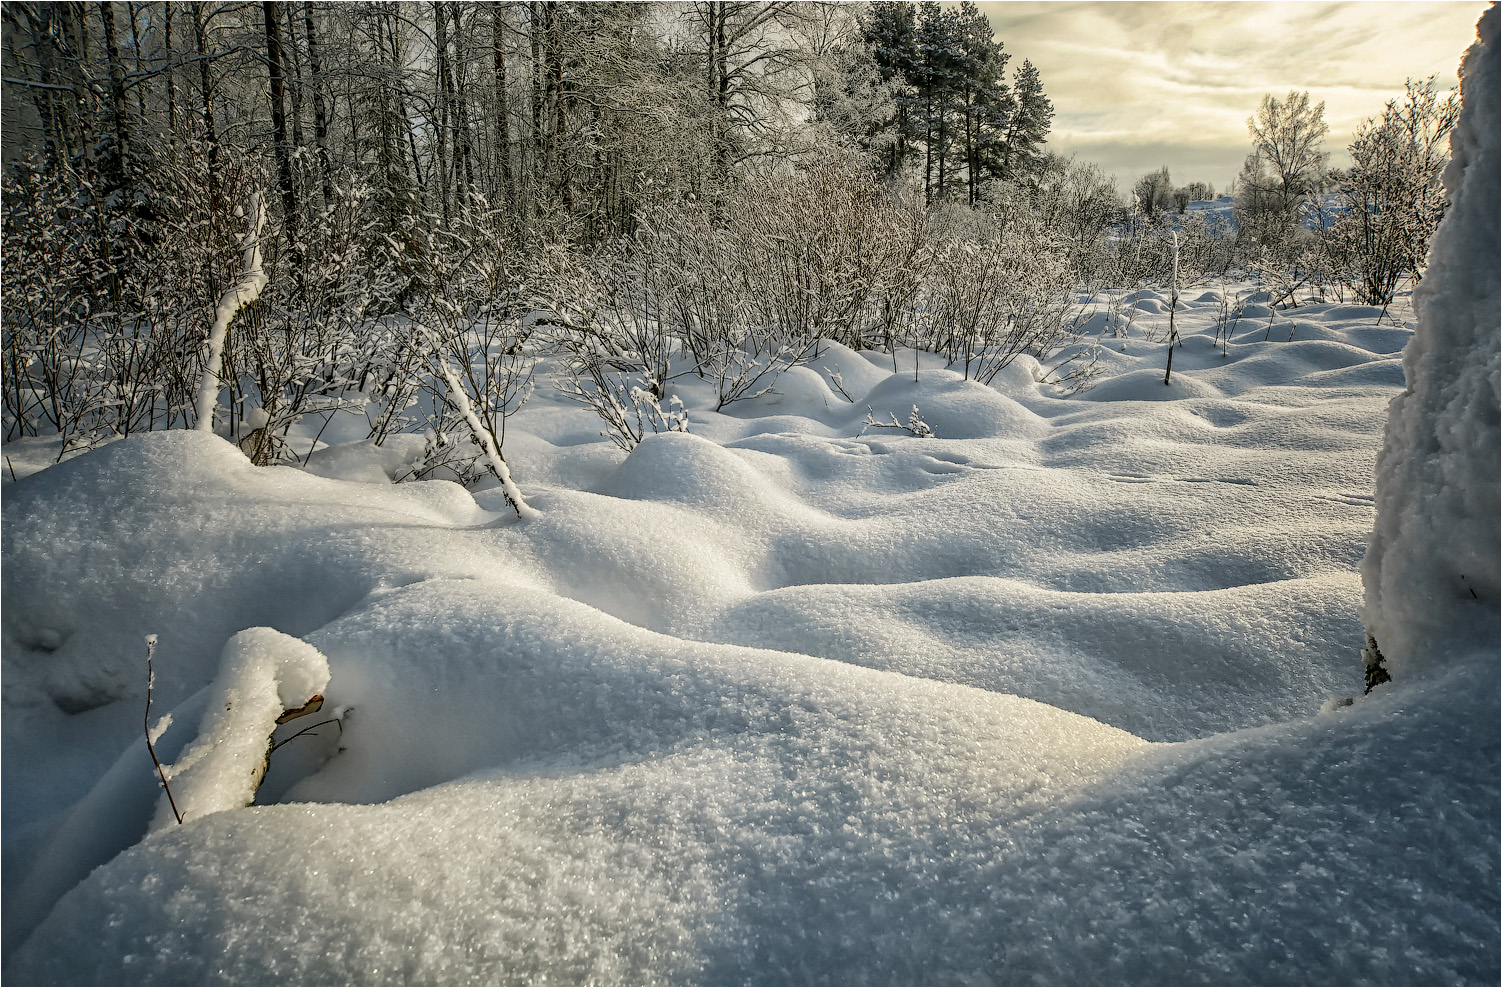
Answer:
1164, 228, 1181, 386
194, 194, 269, 433
1359, 4, 1499, 682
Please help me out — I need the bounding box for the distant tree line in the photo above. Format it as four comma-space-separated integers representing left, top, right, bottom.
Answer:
0, 1, 1061, 249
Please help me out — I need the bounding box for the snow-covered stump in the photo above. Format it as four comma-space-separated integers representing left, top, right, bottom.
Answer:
1360, 4, 1500, 682
150, 628, 331, 831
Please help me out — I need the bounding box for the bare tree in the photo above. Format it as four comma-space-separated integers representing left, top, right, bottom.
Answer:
1326, 78, 1459, 305
1235, 90, 1329, 251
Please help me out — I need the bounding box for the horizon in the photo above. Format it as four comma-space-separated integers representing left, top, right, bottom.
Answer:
970, 0, 1489, 196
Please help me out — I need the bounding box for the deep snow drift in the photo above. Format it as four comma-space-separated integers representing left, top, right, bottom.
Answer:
5, 257, 1496, 983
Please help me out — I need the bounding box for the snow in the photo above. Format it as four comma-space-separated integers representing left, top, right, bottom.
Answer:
4, 128, 1499, 988
1360, 2, 1501, 679
6, 274, 1494, 983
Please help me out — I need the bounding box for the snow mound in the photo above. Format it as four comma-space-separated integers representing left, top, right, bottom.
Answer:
718, 364, 849, 421
603, 430, 799, 514
9, 642, 1494, 986
1, 432, 503, 714
1073, 366, 1222, 401
859, 369, 1049, 439
301, 434, 427, 484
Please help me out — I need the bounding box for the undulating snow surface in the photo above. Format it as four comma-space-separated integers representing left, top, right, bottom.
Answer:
3, 288, 1498, 976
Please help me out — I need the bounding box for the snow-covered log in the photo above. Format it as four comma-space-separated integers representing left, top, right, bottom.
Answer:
149, 628, 330, 831
1360, 4, 1500, 679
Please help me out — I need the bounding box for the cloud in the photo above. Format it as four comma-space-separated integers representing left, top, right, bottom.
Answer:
972, 0, 1489, 190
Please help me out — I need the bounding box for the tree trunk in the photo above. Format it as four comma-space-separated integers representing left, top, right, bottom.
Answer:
126, 3, 148, 122
530, 0, 543, 198
284, 2, 304, 152
303, 2, 333, 207
262, 1, 300, 265
492, 2, 513, 208
13, 6, 76, 167
923, 54, 934, 203
550, 5, 569, 211
454, 11, 476, 202
98, 2, 134, 189
164, 6, 177, 134
434, 1, 451, 223
191, 3, 220, 204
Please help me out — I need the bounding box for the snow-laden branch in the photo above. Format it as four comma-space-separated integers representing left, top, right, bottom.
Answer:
195, 193, 269, 433
415, 321, 537, 519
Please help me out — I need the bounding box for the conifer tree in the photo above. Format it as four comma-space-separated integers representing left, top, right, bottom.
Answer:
992, 58, 1052, 181
862, 1, 922, 174
951, 1, 1010, 205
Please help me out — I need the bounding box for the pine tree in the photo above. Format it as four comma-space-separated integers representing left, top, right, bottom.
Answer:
915, 1, 962, 202
855, 1, 1042, 197
861, 1, 922, 175
991, 58, 1052, 182
951, 1, 1010, 206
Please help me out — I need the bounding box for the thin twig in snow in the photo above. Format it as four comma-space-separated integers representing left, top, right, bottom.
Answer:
143, 635, 182, 825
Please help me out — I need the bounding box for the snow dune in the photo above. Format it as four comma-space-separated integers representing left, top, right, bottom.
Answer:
3, 285, 1497, 983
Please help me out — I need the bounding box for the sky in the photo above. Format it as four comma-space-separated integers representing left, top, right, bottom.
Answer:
972, 1, 1491, 196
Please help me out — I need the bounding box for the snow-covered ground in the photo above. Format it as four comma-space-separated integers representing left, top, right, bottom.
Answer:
4, 276, 1497, 983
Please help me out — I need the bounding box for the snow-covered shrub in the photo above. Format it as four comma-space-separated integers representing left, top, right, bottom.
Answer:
1176, 211, 1236, 279
864, 175, 933, 355
0, 142, 439, 465
1027, 157, 1127, 293
568, 239, 678, 388
1360, 5, 1499, 679
629, 201, 746, 374
555, 360, 689, 453
399, 231, 534, 490
921, 203, 1077, 384
1, 162, 107, 445
862, 403, 935, 438
546, 244, 692, 451
1248, 237, 1333, 309
629, 199, 817, 411
1106, 205, 1231, 292
228, 181, 417, 463
730, 150, 901, 351
1, 141, 263, 451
